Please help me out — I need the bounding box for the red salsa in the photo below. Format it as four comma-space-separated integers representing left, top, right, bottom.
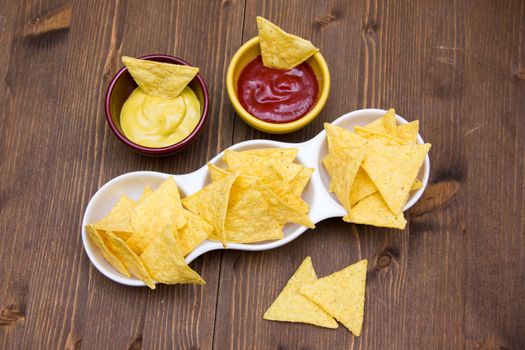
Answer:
237, 56, 319, 123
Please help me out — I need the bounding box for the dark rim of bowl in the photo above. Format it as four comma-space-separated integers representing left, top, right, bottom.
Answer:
104, 54, 209, 155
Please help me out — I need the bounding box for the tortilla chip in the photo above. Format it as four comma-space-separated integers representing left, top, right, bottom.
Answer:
349, 168, 378, 206
411, 178, 423, 191
256, 17, 319, 70
208, 163, 231, 182
225, 178, 283, 243
176, 209, 213, 256
140, 226, 205, 285
343, 192, 407, 229
242, 148, 298, 163
182, 173, 238, 246
264, 257, 338, 328
257, 182, 314, 228
122, 56, 198, 99
128, 177, 186, 254
350, 171, 422, 206
299, 259, 368, 336
323, 145, 367, 212
324, 123, 367, 154
397, 120, 419, 145
223, 149, 302, 182
92, 195, 136, 241
361, 143, 431, 214
138, 186, 153, 203
358, 109, 397, 136
85, 224, 130, 277
354, 126, 403, 146
102, 230, 156, 289
289, 167, 314, 196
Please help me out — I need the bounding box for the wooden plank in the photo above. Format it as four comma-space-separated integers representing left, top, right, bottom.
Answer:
216, 0, 525, 349
0, 0, 245, 349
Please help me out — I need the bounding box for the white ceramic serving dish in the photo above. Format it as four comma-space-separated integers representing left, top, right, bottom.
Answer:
82, 109, 430, 287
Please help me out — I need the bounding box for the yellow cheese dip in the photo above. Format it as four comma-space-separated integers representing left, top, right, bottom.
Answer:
120, 86, 201, 148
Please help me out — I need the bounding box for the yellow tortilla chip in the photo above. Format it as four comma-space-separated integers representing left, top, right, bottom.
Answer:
182, 173, 238, 246
411, 178, 423, 191
289, 167, 314, 196
264, 257, 338, 328
350, 171, 422, 206
138, 186, 153, 203
92, 195, 136, 241
354, 126, 403, 146
207, 163, 231, 182
299, 259, 368, 336
225, 177, 283, 243
361, 143, 431, 214
122, 56, 198, 99
359, 109, 397, 136
256, 17, 319, 70
397, 120, 419, 145
140, 226, 205, 285
102, 230, 156, 289
85, 225, 130, 277
324, 123, 367, 154
259, 164, 309, 213
242, 148, 298, 163
257, 181, 314, 229
223, 149, 302, 182
128, 177, 186, 254
343, 193, 407, 229
349, 168, 378, 206
323, 145, 367, 212
176, 210, 213, 256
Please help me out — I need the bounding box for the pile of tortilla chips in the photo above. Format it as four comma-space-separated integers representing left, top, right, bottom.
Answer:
323, 109, 431, 229
264, 257, 368, 336
86, 177, 210, 289
182, 148, 315, 245
256, 17, 319, 70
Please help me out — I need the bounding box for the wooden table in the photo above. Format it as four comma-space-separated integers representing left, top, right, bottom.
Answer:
1, 1, 524, 349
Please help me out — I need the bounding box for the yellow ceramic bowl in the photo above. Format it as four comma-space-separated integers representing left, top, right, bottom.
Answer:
226, 37, 330, 134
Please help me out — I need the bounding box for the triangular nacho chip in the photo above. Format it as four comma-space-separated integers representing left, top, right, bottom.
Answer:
257, 181, 314, 228
128, 177, 186, 254
92, 195, 136, 241
358, 109, 397, 136
102, 230, 156, 289
176, 210, 213, 256
264, 257, 338, 328
343, 193, 407, 229
322, 145, 367, 212
324, 123, 367, 154
397, 120, 419, 145
349, 168, 378, 206
207, 163, 232, 182
223, 149, 302, 182
122, 56, 198, 99
182, 172, 238, 246
241, 148, 298, 163
361, 143, 431, 214
140, 226, 205, 285
85, 225, 130, 277
354, 126, 403, 146
299, 259, 368, 336
225, 177, 283, 243
256, 17, 319, 70
138, 186, 153, 203
289, 167, 314, 196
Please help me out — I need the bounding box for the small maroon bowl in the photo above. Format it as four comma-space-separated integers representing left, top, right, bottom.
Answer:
105, 54, 209, 156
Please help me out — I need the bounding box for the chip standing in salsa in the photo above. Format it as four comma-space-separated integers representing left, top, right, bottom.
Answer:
237, 56, 319, 123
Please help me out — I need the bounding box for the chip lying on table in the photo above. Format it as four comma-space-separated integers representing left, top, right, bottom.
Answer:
323, 109, 431, 229
264, 257, 368, 336
182, 148, 315, 246
86, 177, 210, 289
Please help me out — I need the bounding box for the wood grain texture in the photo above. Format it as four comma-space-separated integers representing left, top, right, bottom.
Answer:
0, 0, 524, 349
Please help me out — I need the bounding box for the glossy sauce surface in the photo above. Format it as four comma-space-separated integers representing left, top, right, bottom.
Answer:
237, 56, 319, 123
